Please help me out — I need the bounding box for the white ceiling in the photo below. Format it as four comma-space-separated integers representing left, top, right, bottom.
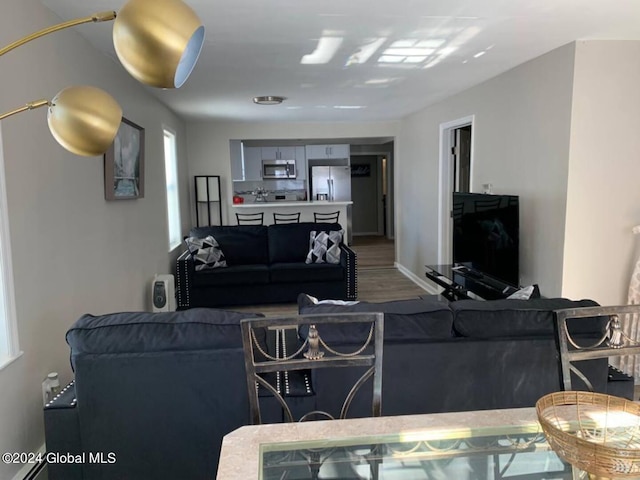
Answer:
39, 0, 640, 123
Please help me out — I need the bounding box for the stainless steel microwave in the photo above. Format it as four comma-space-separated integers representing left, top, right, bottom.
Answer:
262, 160, 296, 179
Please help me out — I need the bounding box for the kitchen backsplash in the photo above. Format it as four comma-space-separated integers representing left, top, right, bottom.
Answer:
233, 179, 307, 198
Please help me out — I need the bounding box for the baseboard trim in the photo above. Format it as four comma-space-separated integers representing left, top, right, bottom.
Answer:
395, 262, 439, 294
11, 443, 46, 480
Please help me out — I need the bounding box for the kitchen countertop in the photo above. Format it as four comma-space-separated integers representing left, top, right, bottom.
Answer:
232, 201, 353, 208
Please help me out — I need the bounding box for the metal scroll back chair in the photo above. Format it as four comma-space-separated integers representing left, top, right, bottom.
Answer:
314, 211, 340, 223
241, 312, 384, 425
273, 212, 301, 224
236, 212, 264, 225
554, 304, 640, 397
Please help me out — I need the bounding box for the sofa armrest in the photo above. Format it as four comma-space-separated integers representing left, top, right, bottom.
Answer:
44, 381, 82, 480
341, 244, 357, 300
175, 249, 195, 310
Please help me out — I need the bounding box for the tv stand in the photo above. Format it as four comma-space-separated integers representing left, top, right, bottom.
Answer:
425, 264, 519, 301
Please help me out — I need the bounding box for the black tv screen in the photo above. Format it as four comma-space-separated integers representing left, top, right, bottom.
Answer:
452, 192, 519, 285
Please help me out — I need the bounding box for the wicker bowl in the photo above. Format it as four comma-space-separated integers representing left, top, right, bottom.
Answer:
536, 391, 640, 477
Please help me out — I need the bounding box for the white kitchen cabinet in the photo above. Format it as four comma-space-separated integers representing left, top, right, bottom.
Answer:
305, 144, 350, 160
231, 151, 244, 181
261, 146, 296, 160
243, 146, 263, 180
295, 146, 306, 180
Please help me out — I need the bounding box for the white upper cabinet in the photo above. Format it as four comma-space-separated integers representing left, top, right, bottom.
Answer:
231, 147, 244, 181
261, 146, 296, 160
295, 146, 306, 180
305, 144, 350, 160
243, 146, 263, 180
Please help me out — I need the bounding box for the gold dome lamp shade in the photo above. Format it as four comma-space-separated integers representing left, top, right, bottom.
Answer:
0, 86, 122, 157
0, 0, 204, 155
113, 0, 206, 89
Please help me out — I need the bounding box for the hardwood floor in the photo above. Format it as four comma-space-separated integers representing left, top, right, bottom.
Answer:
349, 235, 395, 269
233, 236, 427, 317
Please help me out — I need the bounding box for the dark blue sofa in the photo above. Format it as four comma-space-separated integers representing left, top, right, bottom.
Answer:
298, 296, 634, 418
44, 308, 261, 480
175, 223, 357, 309
43, 298, 633, 479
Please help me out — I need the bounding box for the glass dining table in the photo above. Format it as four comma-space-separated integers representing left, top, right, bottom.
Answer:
216, 407, 590, 480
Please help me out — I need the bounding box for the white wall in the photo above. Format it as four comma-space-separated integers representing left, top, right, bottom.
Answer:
397, 43, 576, 296
562, 41, 640, 305
186, 121, 399, 225
0, 1, 191, 476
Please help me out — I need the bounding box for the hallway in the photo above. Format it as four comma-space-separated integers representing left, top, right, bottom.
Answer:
349, 235, 395, 269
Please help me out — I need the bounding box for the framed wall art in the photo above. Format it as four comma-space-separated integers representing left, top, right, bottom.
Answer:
104, 117, 145, 200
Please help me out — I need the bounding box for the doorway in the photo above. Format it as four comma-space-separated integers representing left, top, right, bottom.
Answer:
350, 141, 394, 239
438, 116, 474, 264
351, 155, 382, 236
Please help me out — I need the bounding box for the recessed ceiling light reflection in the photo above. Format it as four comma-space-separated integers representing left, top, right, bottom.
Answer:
378, 55, 405, 63
405, 56, 427, 63
285, 106, 302, 110
390, 39, 417, 48
355, 77, 402, 88
301, 31, 344, 65
422, 46, 458, 69
333, 105, 365, 109
416, 39, 446, 48
366, 78, 397, 85
385, 48, 434, 57
345, 37, 387, 66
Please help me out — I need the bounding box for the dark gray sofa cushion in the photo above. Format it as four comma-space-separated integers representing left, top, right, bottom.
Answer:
188, 225, 268, 266
268, 222, 343, 264
451, 298, 601, 338
299, 298, 454, 342
270, 262, 344, 283
66, 308, 263, 369
192, 264, 270, 286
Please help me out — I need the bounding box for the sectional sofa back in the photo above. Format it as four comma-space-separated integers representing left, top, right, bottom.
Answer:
298, 297, 608, 418
450, 298, 603, 338
188, 225, 269, 266
65, 308, 261, 480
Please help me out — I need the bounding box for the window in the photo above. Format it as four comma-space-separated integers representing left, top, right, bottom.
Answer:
163, 128, 181, 251
0, 124, 19, 368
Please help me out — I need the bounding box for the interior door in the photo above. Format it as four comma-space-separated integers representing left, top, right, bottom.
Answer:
453, 126, 471, 193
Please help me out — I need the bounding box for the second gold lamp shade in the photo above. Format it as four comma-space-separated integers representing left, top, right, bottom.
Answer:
0, 0, 205, 156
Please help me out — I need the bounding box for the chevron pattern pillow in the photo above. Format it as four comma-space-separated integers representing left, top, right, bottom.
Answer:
305, 230, 343, 264
184, 235, 227, 271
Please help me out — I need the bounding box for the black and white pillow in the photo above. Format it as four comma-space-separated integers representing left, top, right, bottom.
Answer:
506, 284, 541, 300
184, 235, 227, 271
305, 230, 343, 264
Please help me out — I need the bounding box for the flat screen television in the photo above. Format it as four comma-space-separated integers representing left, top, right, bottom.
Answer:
452, 192, 519, 286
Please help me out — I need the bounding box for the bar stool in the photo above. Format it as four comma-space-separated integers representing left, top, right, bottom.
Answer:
273, 212, 301, 224
314, 211, 339, 223
236, 212, 264, 225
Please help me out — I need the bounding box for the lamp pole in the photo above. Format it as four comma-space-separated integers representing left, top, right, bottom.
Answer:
0, 12, 116, 58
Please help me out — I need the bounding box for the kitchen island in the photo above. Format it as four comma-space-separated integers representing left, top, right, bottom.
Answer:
232, 201, 353, 243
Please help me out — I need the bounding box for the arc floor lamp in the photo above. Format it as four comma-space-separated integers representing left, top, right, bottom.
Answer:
0, 0, 205, 156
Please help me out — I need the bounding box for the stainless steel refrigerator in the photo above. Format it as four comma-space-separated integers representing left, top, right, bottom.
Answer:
310, 166, 351, 201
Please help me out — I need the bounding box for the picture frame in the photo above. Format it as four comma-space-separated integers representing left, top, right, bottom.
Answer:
104, 117, 145, 200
